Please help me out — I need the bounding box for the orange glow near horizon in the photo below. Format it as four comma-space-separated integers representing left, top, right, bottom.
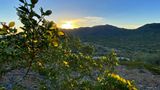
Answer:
60, 21, 77, 29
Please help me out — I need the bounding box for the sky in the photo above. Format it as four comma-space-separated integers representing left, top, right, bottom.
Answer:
1, 0, 160, 29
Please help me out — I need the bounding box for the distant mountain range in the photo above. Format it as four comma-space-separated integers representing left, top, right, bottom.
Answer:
64, 23, 160, 37
63, 23, 160, 53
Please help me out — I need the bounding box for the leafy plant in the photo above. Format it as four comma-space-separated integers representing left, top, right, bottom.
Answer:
16, 0, 65, 77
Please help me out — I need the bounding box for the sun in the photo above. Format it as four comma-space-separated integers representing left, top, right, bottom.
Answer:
61, 21, 75, 29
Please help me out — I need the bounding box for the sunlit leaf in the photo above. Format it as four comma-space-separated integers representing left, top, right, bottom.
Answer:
58, 31, 65, 36
63, 61, 68, 65
53, 41, 59, 47
9, 22, 15, 27
33, 40, 38, 43
63, 61, 69, 67
37, 61, 43, 67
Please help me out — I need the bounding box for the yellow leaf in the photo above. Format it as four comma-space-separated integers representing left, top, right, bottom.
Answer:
53, 41, 59, 47
9, 22, 15, 27
63, 61, 69, 67
63, 61, 68, 65
97, 77, 101, 81
58, 31, 64, 36
33, 40, 38, 43
127, 80, 131, 86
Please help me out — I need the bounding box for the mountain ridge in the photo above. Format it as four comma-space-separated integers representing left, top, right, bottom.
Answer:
63, 23, 160, 53
63, 23, 160, 36
64, 23, 160, 31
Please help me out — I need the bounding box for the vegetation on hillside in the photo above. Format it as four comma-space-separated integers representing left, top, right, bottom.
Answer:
64, 23, 160, 66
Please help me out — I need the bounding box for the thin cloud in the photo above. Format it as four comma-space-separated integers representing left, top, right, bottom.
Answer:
58, 16, 107, 28
72, 16, 107, 27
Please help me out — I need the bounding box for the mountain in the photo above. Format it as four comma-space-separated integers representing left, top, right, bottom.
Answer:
64, 24, 131, 38
65, 23, 160, 37
64, 23, 160, 42
63, 23, 160, 54
138, 23, 160, 32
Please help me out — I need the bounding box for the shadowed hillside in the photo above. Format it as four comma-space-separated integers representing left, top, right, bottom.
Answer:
64, 23, 160, 53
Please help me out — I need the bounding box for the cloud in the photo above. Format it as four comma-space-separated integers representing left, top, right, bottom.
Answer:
118, 23, 142, 29
58, 16, 107, 28
72, 16, 107, 27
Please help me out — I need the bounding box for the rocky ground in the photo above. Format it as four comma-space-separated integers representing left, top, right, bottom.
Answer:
0, 69, 50, 90
116, 66, 160, 90
0, 66, 160, 90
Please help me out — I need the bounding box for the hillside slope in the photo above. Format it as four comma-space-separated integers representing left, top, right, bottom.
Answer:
64, 23, 160, 53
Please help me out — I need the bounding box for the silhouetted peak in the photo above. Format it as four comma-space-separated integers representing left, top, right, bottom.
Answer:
137, 23, 160, 31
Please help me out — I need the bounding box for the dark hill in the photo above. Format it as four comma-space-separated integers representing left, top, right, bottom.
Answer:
137, 23, 160, 31
63, 23, 160, 53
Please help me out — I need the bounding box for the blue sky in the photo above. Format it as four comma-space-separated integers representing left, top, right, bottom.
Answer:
1, 0, 160, 28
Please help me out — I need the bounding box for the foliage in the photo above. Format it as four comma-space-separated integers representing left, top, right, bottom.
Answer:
99, 73, 137, 90
0, 0, 137, 90
0, 22, 23, 76
0, 86, 5, 90
133, 52, 160, 66
0, 0, 65, 76
65, 23, 160, 61
30, 38, 137, 90
120, 61, 160, 75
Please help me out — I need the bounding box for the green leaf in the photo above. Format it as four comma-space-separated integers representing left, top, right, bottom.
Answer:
44, 10, 52, 16
48, 21, 54, 29
31, 0, 38, 5
0, 30, 7, 35
19, 6, 29, 13
33, 11, 41, 18
0, 87, 6, 90
40, 7, 44, 14
19, 0, 24, 3
9, 28, 17, 33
